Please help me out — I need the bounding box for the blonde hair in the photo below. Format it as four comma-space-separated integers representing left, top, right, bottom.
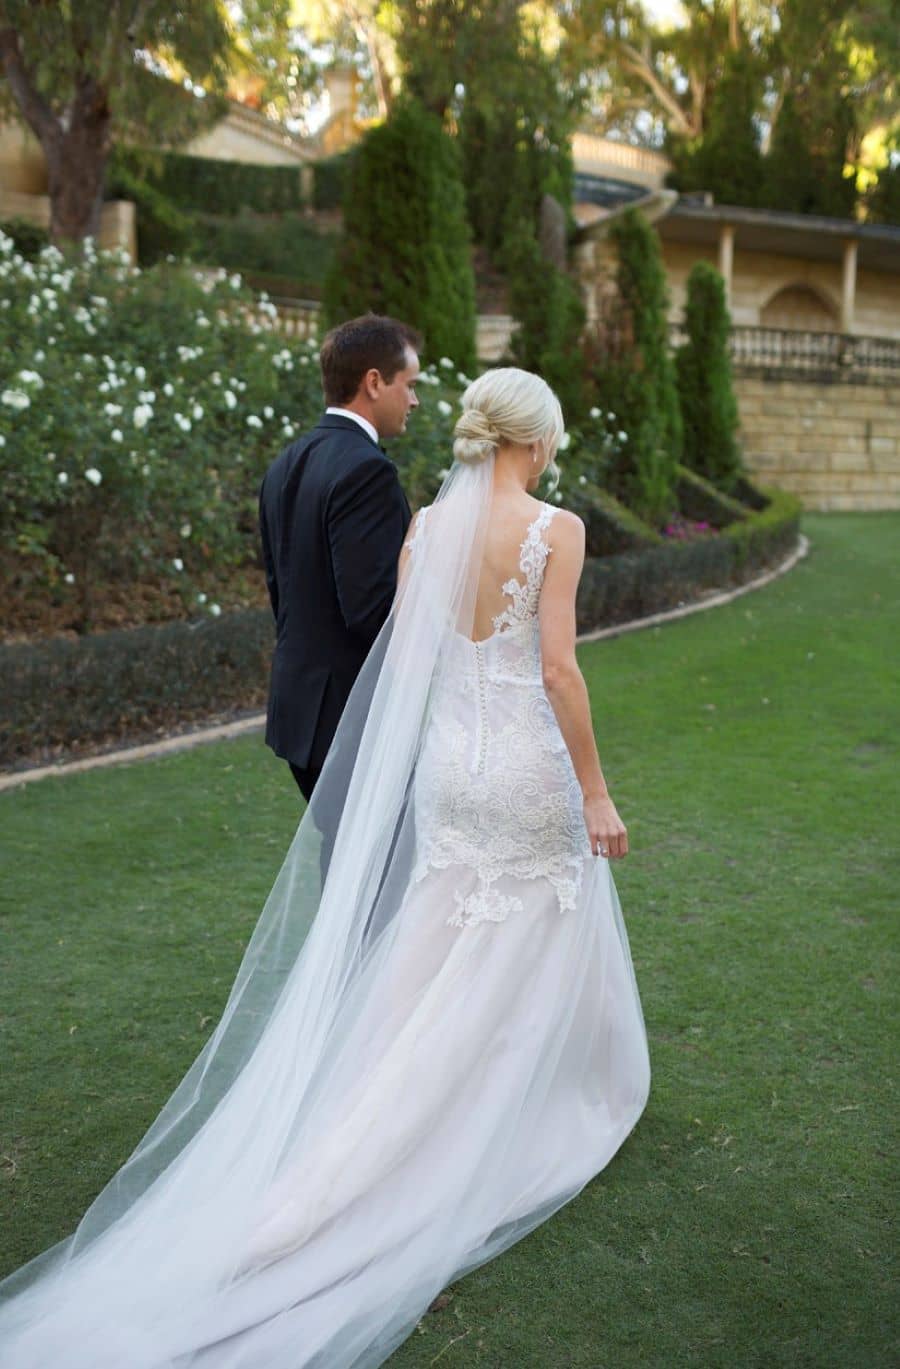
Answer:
453, 367, 565, 478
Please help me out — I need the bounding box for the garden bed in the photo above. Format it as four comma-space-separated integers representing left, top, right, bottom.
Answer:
0, 487, 801, 771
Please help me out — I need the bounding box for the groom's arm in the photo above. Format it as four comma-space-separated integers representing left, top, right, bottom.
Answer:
326, 457, 410, 649
258, 479, 279, 620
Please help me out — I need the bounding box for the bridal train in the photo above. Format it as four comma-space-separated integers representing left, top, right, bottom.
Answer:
0, 413, 650, 1368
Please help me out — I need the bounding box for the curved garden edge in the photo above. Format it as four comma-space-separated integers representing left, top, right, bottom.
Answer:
0, 527, 809, 794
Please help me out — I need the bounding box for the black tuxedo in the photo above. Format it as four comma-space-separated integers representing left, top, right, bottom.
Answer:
259, 414, 411, 793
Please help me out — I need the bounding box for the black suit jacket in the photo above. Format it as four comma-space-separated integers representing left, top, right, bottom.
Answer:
259, 414, 411, 772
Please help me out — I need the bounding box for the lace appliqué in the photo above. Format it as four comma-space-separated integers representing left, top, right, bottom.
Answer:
492, 503, 555, 635
413, 502, 587, 930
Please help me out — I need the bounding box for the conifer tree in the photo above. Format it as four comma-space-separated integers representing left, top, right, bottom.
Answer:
676, 263, 741, 488
323, 100, 476, 371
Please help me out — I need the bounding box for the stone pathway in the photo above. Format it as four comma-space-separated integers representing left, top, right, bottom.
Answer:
0, 535, 808, 794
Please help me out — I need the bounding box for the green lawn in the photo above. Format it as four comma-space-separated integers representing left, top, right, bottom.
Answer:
1, 513, 897, 1367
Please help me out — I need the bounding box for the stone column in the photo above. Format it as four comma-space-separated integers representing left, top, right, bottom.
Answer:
841, 238, 858, 334
718, 223, 735, 307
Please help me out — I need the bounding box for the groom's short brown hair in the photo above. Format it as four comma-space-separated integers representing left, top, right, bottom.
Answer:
320, 314, 423, 406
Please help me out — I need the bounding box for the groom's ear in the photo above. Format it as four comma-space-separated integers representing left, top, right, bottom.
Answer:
361, 367, 383, 400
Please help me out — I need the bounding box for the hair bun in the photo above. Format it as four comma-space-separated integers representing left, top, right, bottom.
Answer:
453, 407, 501, 465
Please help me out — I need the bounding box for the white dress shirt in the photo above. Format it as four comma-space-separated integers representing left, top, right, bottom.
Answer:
325, 407, 379, 447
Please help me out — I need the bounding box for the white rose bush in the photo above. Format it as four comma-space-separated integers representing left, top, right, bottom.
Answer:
0, 231, 486, 635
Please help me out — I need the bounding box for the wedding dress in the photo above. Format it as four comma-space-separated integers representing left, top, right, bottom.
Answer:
0, 458, 649, 1368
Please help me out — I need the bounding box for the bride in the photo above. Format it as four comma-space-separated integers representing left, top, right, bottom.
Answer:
0, 367, 650, 1367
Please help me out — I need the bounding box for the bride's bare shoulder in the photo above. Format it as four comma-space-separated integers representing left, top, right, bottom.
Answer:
545, 505, 585, 560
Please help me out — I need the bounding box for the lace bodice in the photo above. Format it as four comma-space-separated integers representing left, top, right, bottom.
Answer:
410, 502, 589, 929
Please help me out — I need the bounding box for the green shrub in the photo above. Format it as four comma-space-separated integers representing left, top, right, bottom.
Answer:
566, 481, 662, 557
189, 209, 337, 296
676, 262, 742, 488
0, 230, 481, 634
106, 156, 196, 264
0, 609, 272, 767
675, 464, 747, 528
312, 152, 353, 210
576, 485, 801, 631
0, 233, 323, 629
0, 217, 49, 259
111, 147, 308, 215
505, 218, 587, 421
323, 101, 477, 371
588, 209, 682, 525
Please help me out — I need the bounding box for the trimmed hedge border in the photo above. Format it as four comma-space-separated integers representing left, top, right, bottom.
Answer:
1, 487, 801, 770
1, 610, 273, 769
577, 485, 800, 629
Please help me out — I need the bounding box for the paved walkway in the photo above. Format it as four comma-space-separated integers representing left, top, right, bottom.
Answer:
0, 535, 808, 793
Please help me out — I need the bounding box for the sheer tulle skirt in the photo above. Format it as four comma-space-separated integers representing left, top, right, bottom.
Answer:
1, 856, 648, 1369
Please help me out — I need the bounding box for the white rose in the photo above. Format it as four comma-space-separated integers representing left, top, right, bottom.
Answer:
558, 432, 571, 451
180, 522, 192, 539
172, 558, 184, 572
209, 603, 222, 617
263, 405, 274, 419
437, 400, 453, 417
57, 471, 68, 484
439, 357, 454, 369
133, 404, 153, 429
163, 382, 174, 397
1, 389, 30, 410
224, 390, 237, 410
192, 404, 204, 421
246, 415, 263, 429
589, 407, 601, 419
64, 572, 75, 585
85, 467, 102, 485
110, 429, 123, 443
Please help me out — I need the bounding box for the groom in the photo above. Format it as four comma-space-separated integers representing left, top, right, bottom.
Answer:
259, 313, 421, 801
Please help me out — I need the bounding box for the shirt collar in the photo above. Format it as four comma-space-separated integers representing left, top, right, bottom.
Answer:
325, 407, 379, 447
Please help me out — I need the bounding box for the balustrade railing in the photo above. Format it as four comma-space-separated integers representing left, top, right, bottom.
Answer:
669, 324, 900, 384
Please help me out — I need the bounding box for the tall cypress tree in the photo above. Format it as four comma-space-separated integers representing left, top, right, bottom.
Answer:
676, 263, 741, 488
592, 209, 682, 524
323, 100, 476, 370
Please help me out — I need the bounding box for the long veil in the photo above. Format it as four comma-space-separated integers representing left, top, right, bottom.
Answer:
0, 456, 494, 1357
0, 450, 648, 1369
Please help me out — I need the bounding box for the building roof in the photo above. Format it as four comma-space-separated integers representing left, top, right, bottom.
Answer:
658, 199, 900, 273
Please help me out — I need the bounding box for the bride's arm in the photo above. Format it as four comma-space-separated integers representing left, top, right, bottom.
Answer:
538, 512, 629, 860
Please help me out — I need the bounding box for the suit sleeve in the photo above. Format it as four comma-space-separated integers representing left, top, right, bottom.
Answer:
258, 477, 279, 621
326, 457, 410, 648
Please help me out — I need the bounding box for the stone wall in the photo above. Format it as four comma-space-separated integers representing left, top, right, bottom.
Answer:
734, 375, 900, 511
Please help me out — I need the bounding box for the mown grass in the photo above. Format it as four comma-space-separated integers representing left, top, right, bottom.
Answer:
1, 513, 897, 1366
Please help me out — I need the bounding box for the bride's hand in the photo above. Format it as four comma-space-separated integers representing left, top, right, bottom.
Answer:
584, 794, 628, 860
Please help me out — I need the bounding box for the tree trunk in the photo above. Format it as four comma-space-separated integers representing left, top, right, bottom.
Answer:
45, 76, 111, 245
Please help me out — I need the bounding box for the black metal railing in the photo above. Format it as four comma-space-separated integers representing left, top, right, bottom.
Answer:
670, 324, 900, 384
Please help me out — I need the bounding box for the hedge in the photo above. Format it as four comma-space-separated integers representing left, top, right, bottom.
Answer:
110, 148, 350, 220
111, 148, 308, 216
0, 487, 801, 769
0, 610, 273, 768
675, 464, 748, 529
565, 481, 662, 557
577, 485, 800, 630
